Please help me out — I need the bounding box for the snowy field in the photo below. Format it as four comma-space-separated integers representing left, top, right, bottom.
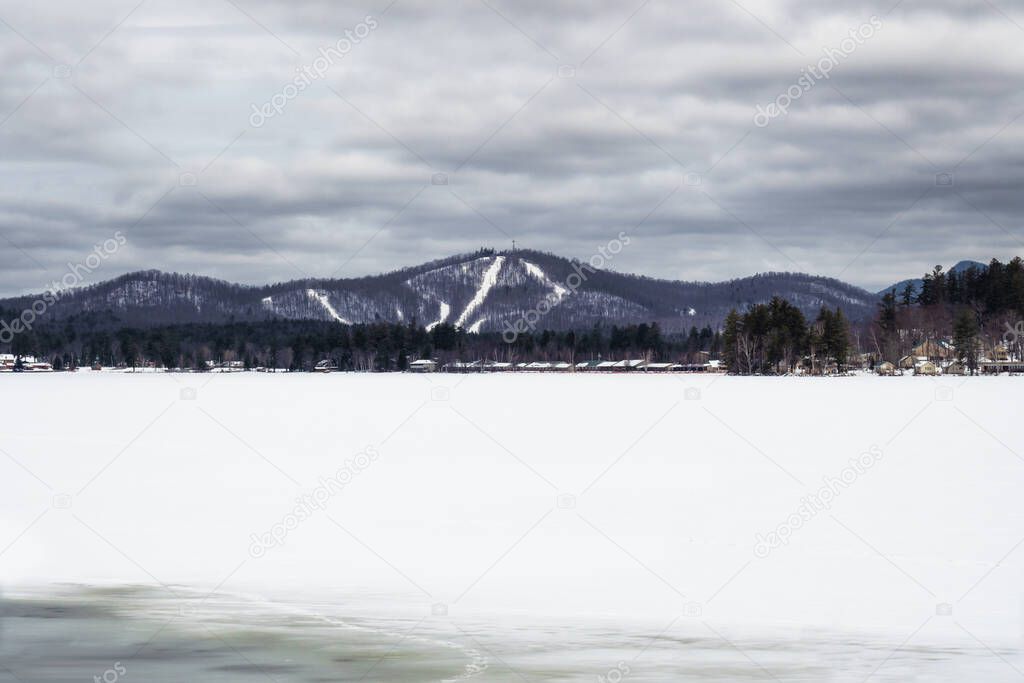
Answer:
1, 372, 1023, 681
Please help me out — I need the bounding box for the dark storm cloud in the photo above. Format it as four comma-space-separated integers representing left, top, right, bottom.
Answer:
1, 0, 1023, 295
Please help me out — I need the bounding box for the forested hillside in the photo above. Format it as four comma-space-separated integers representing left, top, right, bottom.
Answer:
0, 249, 879, 337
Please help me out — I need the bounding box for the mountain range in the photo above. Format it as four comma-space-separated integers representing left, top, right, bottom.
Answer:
1, 249, 909, 333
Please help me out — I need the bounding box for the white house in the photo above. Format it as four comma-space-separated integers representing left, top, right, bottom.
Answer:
409, 359, 437, 372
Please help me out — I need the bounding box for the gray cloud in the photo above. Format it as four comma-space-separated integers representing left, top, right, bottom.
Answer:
1, 0, 1023, 296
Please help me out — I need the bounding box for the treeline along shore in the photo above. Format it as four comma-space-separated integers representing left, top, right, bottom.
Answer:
1, 258, 1022, 375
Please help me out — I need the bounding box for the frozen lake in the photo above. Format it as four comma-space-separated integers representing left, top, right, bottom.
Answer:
1, 372, 1023, 680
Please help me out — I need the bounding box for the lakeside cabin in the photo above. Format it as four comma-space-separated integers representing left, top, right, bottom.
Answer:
943, 360, 966, 376
436, 358, 724, 373
980, 360, 1024, 374
409, 359, 438, 373
911, 339, 955, 362
0, 354, 53, 372
313, 359, 339, 373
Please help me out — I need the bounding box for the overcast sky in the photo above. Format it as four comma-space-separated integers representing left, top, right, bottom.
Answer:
1, 0, 1023, 295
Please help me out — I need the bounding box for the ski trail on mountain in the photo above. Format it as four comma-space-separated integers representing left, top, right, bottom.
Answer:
520, 259, 568, 299
468, 317, 486, 333
426, 301, 450, 331
307, 289, 351, 324
454, 256, 504, 328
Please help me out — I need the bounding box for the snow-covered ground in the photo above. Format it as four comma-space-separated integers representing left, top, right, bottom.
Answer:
1, 373, 1022, 680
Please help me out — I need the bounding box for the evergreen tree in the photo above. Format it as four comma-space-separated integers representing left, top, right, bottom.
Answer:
900, 282, 916, 307
952, 310, 980, 374
816, 307, 850, 371
918, 265, 946, 306
833, 309, 851, 368
721, 309, 742, 373
877, 290, 898, 361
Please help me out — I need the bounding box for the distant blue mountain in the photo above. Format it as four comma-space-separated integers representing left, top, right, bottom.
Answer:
877, 260, 988, 297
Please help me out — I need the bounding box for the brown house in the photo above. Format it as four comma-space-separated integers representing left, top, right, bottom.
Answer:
911, 340, 955, 361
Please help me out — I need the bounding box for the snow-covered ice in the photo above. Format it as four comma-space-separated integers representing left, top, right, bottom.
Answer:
1, 373, 1023, 680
